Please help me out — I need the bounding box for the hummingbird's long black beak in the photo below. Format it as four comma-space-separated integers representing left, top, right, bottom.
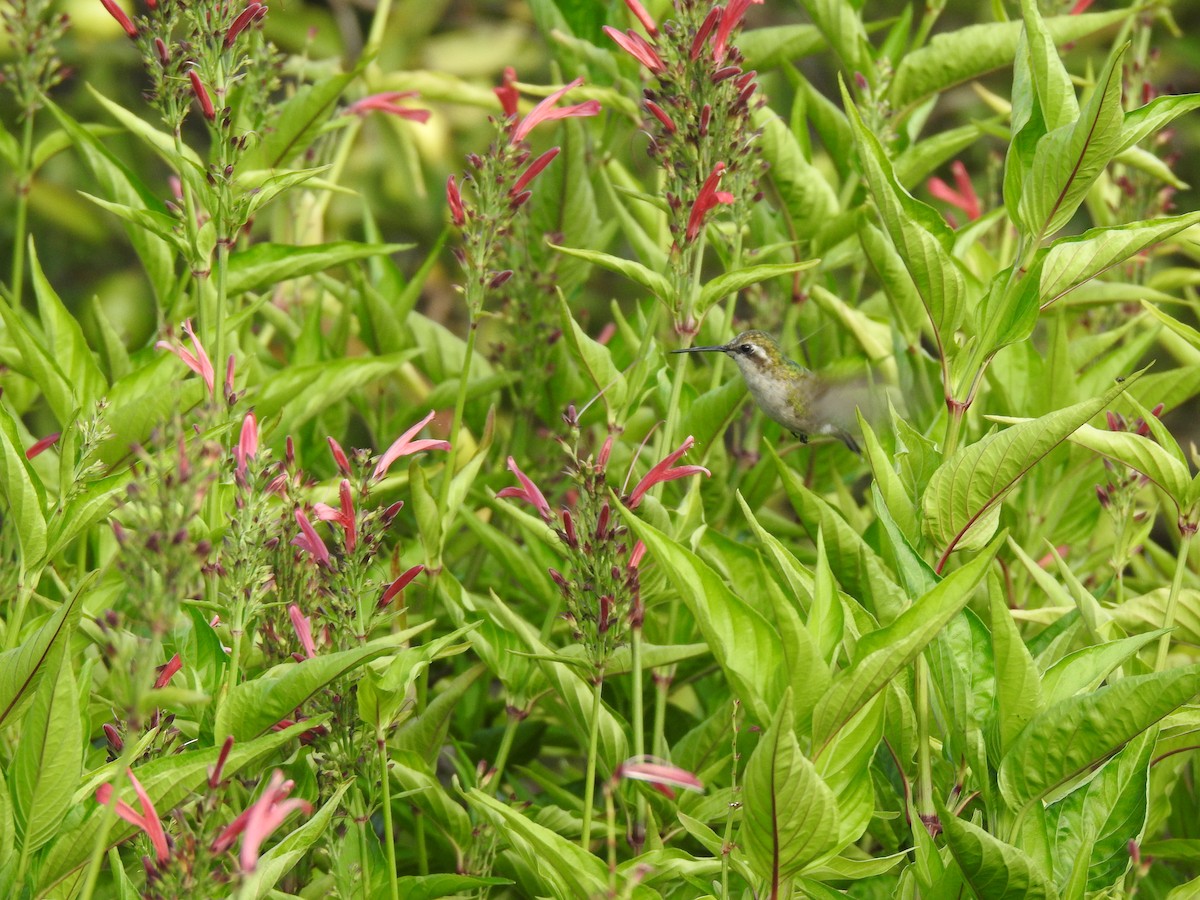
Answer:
671, 344, 729, 354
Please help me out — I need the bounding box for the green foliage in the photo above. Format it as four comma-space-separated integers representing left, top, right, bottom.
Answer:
1, 0, 1199, 896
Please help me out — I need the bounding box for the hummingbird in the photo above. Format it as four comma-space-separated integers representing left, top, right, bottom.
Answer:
672, 330, 862, 453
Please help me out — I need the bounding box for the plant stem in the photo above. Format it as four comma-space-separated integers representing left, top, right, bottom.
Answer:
914, 653, 935, 826
580, 671, 604, 850
630, 625, 646, 845
379, 734, 400, 900
435, 319, 479, 560
10, 114, 34, 309
491, 706, 521, 795
605, 781, 618, 895
214, 238, 229, 389
1155, 526, 1194, 671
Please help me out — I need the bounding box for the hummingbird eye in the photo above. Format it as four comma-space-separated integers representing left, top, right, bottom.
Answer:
739, 344, 754, 355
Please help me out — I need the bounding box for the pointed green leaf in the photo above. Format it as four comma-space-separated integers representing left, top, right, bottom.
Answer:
28, 243, 108, 408
989, 576, 1043, 756
741, 691, 840, 882
812, 535, 999, 749
557, 291, 627, 411
549, 243, 672, 300
226, 241, 409, 295
999, 664, 1200, 810
698, 260, 820, 314
1118, 93, 1200, 155
1066, 424, 1194, 511
942, 808, 1059, 899
0, 405, 47, 568
924, 375, 1134, 565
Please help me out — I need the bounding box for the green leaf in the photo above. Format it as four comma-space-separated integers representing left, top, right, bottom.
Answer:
557, 291, 627, 411
1018, 45, 1127, 239
739, 25, 824, 69
941, 807, 1059, 899
392, 875, 514, 900
770, 443, 906, 623
1040, 631, 1164, 706
797, 0, 871, 77
999, 664, 1200, 810
226, 241, 409, 295
1040, 212, 1200, 305
843, 81, 969, 353
11, 656, 80, 854
989, 576, 1043, 756
741, 690, 840, 883
0, 298, 77, 429
215, 629, 429, 741
811, 534, 998, 750
0, 574, 90, 732
243, 70, 358, 169
619, 509, 782, 724
923, 374, 1134, 565
548, 242, 673, 300
755, 108, 837, 239
466, 789, 611, 898
698, 260, 820, 314
889, 10, 1130, 110
1049, 728, 1154, 891
0, 404, 47, 569
1017, 0, 1078, 131
1118, 93, 1200, 155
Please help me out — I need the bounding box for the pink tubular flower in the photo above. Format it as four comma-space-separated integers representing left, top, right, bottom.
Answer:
156, 319, 215, 397
626, 436, 711, 509
224, 2, 266, 48
372, 410, 451, 481
291, 508, 330, 567
327, 436, 351, 476
447, 175, 466, 227
685, 163, 735, 242
211, 770, 313, 872
288, 604, 317, 659
712, 0, 763, 62
512, 78, 602, 144
495, 66, 520, 118
1070, 0, 1095, 12
345, 91, 431, 123
511, 147, 561, 195
628, 540, 647, 568
25, 432, 60, 460
379, 564, 424, 607
235, 412, 258, 480
927, 160, 981, 224
100, 0, 138, 38
603, 27, 666, 73
153, 653, 183, 689
616, 757, 704, 799
95, 769, 171, 864
313, 479, 357, 552
497, 456, 553, 522
188, 69, 216, 121
622, 0, 658, 35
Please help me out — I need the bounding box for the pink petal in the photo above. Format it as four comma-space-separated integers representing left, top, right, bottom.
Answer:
372, 410, 450, 481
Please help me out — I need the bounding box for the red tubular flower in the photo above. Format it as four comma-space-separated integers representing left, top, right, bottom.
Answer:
288, 604, 317, 659
99, 0, 138, 38
511, 147, 561, 195
95, 770, 171, 864
497, 456, 554, 522
25, 432, 60, 460
1070, 0, 1095, 12
291, 508, 330, 567
326, 436, 351, 476
209, 736, 235, 789
712, 0, 763, 62
495, 66, 520, 118
691, 7, 722, 60
153, 653, 183, 689
616, 757, 704, 799
372, 410, 451, 481
187, 69, 216, 121
603, 26, 666, 73
622, 0, 658, 36
224, 2, 266, 49
313, 479, 357, 552
156, 319, 215, 397
379, 564, 424, 607
685, 162, 735, 242
626, 435, 711, 509
643, 99, 676, 133
512, 78, 602, 143
446, 175, 466, 227
628, 540, 647, 568
211, 770, 313, 872
927, 160, 981, 223
345, 91, 431, 123
235, 412, 258, 480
